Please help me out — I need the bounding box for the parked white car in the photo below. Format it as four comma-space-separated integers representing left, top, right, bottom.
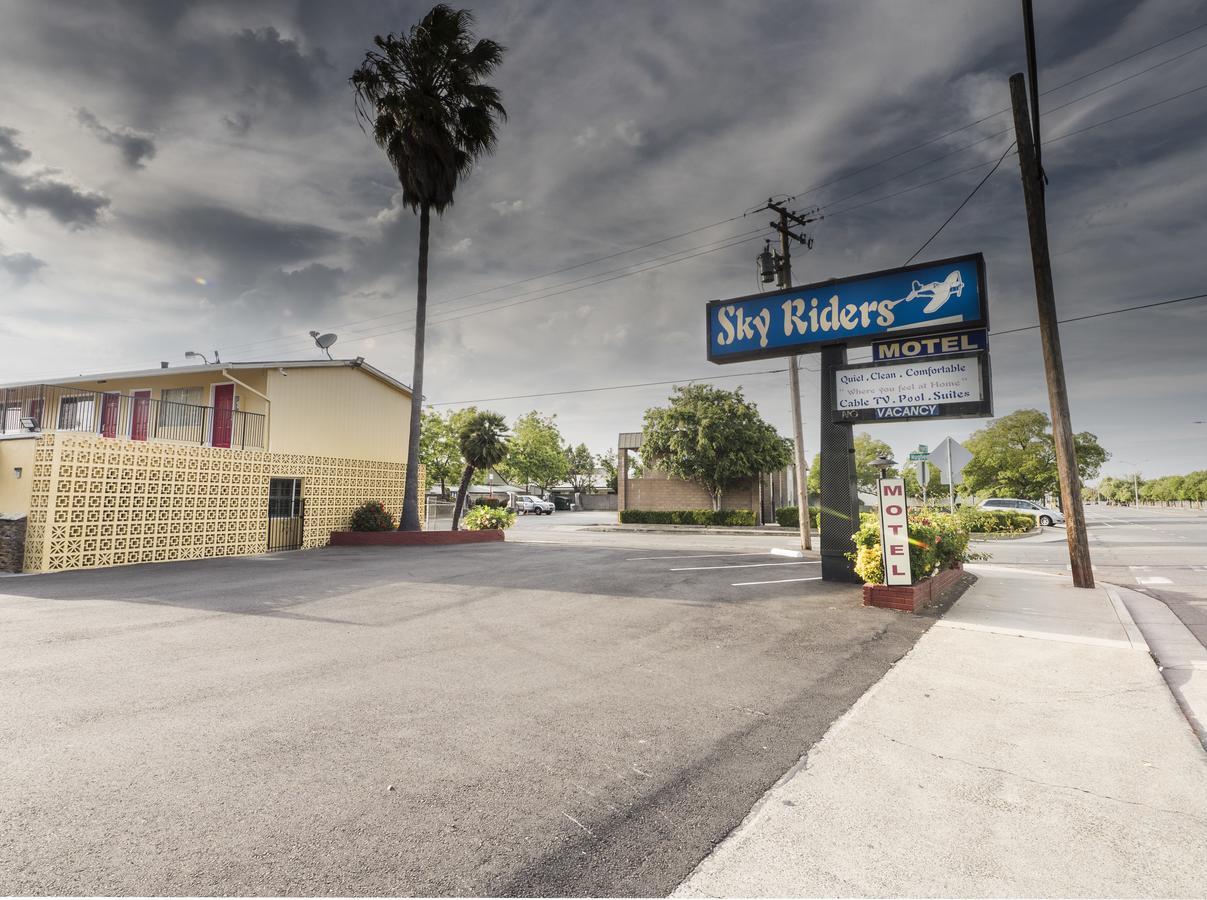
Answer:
515, 495, 555, 515
978, 497, 1065, 527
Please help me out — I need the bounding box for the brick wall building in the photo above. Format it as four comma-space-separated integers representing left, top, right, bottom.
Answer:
616, 432, 793, 523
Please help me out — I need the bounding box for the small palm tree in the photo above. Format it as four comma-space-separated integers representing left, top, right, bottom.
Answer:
452, 411, 509, 530
351, 5, 506, 531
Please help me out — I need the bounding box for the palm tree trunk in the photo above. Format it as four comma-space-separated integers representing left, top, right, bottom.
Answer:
451, 464, 476, 531
400, 202, 431, 531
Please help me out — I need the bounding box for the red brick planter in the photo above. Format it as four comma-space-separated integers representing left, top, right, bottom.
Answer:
330, 529, 504, 546
863, 564, 965, 613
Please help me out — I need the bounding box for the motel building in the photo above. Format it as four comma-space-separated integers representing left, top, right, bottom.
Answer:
0, 359, 420, 573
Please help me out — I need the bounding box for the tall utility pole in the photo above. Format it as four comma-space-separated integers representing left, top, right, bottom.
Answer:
1009, 31, 1094, 585
767, 201, 819, 552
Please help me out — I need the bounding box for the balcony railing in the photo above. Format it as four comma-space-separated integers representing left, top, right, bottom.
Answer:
0, 384, 266, 450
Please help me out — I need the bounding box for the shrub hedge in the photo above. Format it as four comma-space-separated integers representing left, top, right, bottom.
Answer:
774, 506, 821, 529
954, 506, 1035, 534
474, 496, 508, 509
619, 509, 757, 527
350, 500, 395, 532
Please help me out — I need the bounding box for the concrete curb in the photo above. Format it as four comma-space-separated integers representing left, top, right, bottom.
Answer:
1101, 584, 1150, 652
1107, 582, 1207, 751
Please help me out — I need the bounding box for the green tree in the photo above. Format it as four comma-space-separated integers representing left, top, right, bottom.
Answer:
598, 450, 618, 493
451, 411, 509, 530
961, 409, 1110, 500
853, 433, 897, 493
564, 443, 596, 494
419, 408, 471, 497
351, 5, 506, 530
498, 411, 568, 495
641, 384, 791, 511
807, 451, 820, 498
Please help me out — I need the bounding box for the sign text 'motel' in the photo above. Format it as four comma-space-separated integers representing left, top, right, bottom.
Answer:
872, 328, 988, 362
877, 477, 912, 586
707, 253, 987, 364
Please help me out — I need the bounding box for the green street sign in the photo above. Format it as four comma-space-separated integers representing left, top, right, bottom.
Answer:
908, 451, 929, 461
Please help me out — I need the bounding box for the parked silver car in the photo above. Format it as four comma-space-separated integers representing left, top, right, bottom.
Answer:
515, 494, 555, 515
978, 497, 1065, 527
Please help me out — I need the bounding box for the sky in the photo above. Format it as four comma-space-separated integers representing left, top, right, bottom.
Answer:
0, 0, 1204, 481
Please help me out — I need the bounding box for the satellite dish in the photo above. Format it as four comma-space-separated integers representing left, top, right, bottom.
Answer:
309, 330, 338, 359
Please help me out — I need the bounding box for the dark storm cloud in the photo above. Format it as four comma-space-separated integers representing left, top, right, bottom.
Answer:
0, 126, 110, 228
3, 4, 336, 133
127, 202, 342, 297
0, 127, 32, 164
0, 249, 46, 283
76, 108, 158, 169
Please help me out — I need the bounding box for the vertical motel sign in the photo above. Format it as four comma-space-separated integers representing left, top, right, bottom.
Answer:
877, 477, 911, 585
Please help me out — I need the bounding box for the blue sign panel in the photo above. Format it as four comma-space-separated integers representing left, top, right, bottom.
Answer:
871, 328, 988, 362
707, 253, 987, 364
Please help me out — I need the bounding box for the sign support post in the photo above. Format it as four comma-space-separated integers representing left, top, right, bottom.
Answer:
1009, 72, 1094, 589
947, 440, 955, 513
819, 345, 860, 582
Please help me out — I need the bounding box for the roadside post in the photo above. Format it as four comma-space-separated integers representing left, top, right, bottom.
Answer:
706, 252, 993, 582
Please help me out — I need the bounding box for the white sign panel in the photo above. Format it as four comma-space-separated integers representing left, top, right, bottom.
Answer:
877, 477, 912, 586
928, 436, 973, 486
833, 353, 988, 423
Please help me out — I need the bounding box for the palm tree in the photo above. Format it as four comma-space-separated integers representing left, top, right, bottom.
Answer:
351, 5, 506, 531
451, 411, 509, 530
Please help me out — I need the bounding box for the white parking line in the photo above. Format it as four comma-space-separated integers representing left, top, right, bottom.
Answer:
671, 561, 821, 572
732, 576, 824, 586
1136, 576, 1173, 585
625, 552, 771, 561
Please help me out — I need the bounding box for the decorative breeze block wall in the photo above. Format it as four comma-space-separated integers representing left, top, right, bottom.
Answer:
23, 433, 422, 572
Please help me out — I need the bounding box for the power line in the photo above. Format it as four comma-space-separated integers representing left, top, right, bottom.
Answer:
902, 142, 1016, 265
427, 366, 801, 407
989, 290, 1207, 336
429, 291, 1207, 407
228, 71, 1207, 360
783, 20, 1207, 204
219, 22, 1207, 358
810, 37, 1207, 216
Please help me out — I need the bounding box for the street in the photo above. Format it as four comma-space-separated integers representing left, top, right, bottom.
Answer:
979, 505, 1207, 644
0, 532, 922, 896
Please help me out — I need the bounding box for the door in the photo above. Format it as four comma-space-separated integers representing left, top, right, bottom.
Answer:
99, 393, 120, 438
267, 478, 304, 551
130, 390, 151, 441
211, 384, 234, 448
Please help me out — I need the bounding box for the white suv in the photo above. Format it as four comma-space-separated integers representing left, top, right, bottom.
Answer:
515, 495, 555, 515
978, 498, 1065, 527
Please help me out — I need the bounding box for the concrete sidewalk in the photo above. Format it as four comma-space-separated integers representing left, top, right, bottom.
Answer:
674, 566, 1207, 898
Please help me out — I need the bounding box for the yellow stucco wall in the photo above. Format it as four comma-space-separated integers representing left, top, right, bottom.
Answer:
264, 365, 410, 462
0, 437, 36, 515
23, 432, 424, 573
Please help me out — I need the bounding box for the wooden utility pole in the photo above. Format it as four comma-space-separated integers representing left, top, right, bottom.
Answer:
1009, 73, 1094, 588
768, 203, 815, 552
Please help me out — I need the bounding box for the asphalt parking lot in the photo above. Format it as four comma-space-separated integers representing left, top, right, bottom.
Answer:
1, 535, 931, 896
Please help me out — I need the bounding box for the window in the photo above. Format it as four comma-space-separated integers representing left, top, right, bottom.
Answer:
268, 478, 303, 518
158, 387, 204, 428
57, 396, 95, 431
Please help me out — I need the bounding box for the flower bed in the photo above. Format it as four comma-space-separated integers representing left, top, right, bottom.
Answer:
850, 509, 983, 613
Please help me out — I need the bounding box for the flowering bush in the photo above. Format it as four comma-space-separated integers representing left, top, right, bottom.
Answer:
462, 505, 516, 530
850, 509, 984, 585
